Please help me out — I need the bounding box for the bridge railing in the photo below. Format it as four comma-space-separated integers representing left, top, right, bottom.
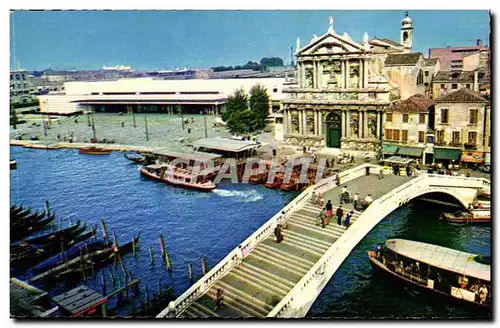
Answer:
156, 163, 376, 318
267, 172, 491, 317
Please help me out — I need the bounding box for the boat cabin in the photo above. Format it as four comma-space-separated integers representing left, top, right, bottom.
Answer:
151, 149, 223, 173
373, 239, 491, 307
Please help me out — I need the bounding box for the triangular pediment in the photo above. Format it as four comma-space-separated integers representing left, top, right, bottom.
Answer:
298, 33, 366, 56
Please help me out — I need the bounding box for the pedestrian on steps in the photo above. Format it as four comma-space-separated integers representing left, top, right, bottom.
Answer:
325, 200, 333, 223
353, 192, 359, 210
274, 224, 284, 243
214, 288, 225, 311
336, 205, 344, 226
344, 210, 353, 227
318, 207, 327, 228
279, 211, 288, 229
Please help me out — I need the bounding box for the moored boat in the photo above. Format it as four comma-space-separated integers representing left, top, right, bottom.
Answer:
10, 160, 17, 169
124, 153, 145, 164
139, 164, 216, 192
440, 209, 490, 224
79, 147, 113, 155
368, 239, 491, 309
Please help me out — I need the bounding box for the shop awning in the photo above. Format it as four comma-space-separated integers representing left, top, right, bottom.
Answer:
382, 144, 399, 155
433, 148, 462, 161
397, 146, 424, 157
461, 151, 485, 163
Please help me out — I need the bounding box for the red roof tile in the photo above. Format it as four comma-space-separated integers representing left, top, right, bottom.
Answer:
388, 94, 434, 113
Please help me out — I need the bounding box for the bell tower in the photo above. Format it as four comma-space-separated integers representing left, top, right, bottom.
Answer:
400, 11, 413, 53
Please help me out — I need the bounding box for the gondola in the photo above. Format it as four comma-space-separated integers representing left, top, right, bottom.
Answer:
11, 207, 32, 220
10, 213, 56, 242
10, 160, 17, 169
37, 234, 140, 283
10, 204, 23, 215
10, 225, 96, 272
11, 211, 46, 229
32, 239, 107, 274
124, 153, 145, 164
11, 223, 87, 256
13, 220, 81, 246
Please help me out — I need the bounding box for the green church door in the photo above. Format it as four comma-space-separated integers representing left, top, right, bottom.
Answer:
325, 112, 342, 148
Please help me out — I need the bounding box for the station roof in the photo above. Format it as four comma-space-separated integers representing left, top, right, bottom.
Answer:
191, 137, 261, 153
386, 239, 490, 281
153, 148, 222, 161
72, 93, 227, 105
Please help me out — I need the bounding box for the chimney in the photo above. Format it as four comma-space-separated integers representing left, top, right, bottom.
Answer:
473, 71, 479, 92
477, 39, 482, 46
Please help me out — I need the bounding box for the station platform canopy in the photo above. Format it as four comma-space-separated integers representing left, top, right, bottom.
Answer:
153, 148, 222, 162
191, 137, 261, 153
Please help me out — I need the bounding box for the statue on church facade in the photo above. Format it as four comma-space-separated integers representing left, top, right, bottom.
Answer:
306, 112, 315, 134
304, 67, 314, 88
350, 113, 359, 137
291, 112, 299, 133
368, 114, 378, 138
296, 37, 301, 53
349, 63, 360, 88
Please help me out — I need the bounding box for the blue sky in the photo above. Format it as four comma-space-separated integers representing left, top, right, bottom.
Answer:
10, 10, 491, 71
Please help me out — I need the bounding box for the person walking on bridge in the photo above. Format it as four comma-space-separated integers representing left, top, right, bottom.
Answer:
344, 210, 353, 227
325, 200, 333, 223
336, 205, 344, 226
214, 288, 225, 312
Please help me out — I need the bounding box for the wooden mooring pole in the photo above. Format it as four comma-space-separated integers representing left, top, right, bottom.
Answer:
188, 263, 193, 282
201, 257, 208, 275
145, 116, 149, 141
44, 200, 50, 216
132, 236, 136, 257
100, 218, 109, 246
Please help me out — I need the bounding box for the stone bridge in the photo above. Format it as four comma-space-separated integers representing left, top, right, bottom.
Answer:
156, 164, 489, 318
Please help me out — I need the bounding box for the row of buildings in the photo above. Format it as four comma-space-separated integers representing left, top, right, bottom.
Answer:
15, 12, 490, 166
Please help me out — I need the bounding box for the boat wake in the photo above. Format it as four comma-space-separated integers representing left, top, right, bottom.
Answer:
213, 189, 263, 202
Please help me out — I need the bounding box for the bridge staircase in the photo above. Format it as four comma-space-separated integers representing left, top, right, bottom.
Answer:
179, 204, 362, 318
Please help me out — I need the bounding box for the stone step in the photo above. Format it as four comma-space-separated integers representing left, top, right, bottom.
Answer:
292, 212, 350, 233
235, 264, 293, 296
243, 247, 311, 283
180, 307, 198, 318
184, 303, 208, 318
302, 203, 362, 216
255, 241, 313, 271
282, 230, 329, 254
284, 228, 332, 248
287, 217, 344, 240
228, 268, 288, 297
256, 243, 314, 269
251, 247, 310, 274
191, 300, 219, 317
215, 280, 271, 316
190, 293, 247, 318
206, 287, 257, 318
276, 234, 325, 257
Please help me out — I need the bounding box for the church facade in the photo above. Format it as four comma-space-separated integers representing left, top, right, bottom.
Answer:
281, 13, 415, 152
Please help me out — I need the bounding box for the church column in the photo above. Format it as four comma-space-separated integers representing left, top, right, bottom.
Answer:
318, 111, 323, 136
376, 110, 381, 139
345, 60, 350, 89
358, 111, 363, 138
287, 109, 292, 134
313, 110, 318, 135
341, 60, 346, 89
341, 110, 346, 138
363, 112, 369, 138
298, 109, 303, 134
346, 110, 351, 137
363, 58, 369, 88
313, 60, 318, 89
317, 60, 323, 89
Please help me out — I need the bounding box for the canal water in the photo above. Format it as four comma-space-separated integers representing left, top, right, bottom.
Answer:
10, 146, 491, 318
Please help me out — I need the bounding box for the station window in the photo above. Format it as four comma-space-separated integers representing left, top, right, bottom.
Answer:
386, 112, 393, 122
402, 113, 409, 123
452, 84, 458, 89
401, 130, 408, 142
419, 113, 426, 124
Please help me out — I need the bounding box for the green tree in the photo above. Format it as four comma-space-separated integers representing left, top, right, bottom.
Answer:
10, 106, 19, 129
249, 84, 270, 131
223, 88, 253, 134
260, 57, 284, 67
